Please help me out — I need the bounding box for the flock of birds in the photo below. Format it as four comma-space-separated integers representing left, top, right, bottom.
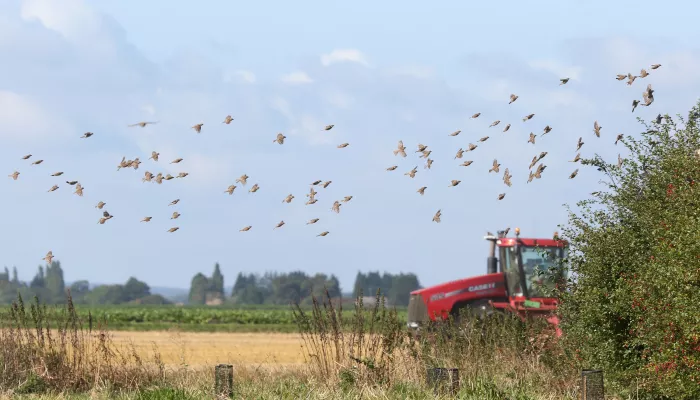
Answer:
5, 63, 663, 266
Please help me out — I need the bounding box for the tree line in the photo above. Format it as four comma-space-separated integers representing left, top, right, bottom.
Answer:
0, 261, 422, 307
0, 262, 164, 305
188, 265, 421, 306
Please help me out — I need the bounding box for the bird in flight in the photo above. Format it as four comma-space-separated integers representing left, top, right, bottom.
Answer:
489, 159, 500, 173
405, 166, 418, 178
236, 174, 249, 185
128, 121, 158, 128
191, 123, 204, 133
393, 141, 407, 157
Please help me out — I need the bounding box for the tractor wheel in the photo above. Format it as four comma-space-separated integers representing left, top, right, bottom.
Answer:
452, 299, 495, 326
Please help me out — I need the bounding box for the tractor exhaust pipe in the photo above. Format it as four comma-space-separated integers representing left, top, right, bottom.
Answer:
484, 231, 499, 274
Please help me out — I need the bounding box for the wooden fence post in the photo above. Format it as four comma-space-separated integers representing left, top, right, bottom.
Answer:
581, 369, 604, 400
426, 367, 459, 395
215, 364, 234, 398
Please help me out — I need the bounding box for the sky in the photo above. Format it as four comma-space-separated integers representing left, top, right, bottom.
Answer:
2, 0, 700, 293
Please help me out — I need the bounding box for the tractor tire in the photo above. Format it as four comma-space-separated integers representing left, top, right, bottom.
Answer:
451, 299, 495, 326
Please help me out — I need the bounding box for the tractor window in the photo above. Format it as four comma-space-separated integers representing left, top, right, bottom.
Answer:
502, 247, 524, 296
520, 246, 562, 297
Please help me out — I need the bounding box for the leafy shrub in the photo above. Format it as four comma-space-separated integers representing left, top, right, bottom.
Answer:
558, 103, 700, 399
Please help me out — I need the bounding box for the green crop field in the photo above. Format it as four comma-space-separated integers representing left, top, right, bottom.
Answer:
0, 304, 409, 333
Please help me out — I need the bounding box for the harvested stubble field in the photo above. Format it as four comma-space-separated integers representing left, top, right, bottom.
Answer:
108, 330, 307, 367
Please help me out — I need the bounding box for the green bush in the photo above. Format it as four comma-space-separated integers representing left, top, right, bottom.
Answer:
558, 103, 700, 399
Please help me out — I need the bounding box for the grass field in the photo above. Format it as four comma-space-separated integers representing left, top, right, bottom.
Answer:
0, 295, 584, 399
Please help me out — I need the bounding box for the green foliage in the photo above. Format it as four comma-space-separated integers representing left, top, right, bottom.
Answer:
352, 271, 421, 306
558, 103, 700, 399
292, 290, 576, 399
0, 262, 157, 306
209, 262, 224, 299
230, 270, 342, 306
188, 264, 227, 305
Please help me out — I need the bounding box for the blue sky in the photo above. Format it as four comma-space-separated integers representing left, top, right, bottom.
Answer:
2, 0, 700, 293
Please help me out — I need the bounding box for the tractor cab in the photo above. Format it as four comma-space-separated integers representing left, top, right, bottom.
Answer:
495, 229, 568, 300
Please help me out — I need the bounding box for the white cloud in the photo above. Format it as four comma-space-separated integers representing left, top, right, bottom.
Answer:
224, 70, 256, 84
387, 65, 435, 80
527, 59, 583, 81
321, 90, 355, 109
320, 49, 369, 67
280, 71, 314, 85
19, 0, 99, 41
141, 104, 156, 116
288, 115, 333, 146
0, 90, 72, 142
269, 96, 294, 120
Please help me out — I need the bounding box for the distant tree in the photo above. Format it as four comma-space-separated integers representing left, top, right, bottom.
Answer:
69, 280, 90, 303
387, 273, 421, 306
45, 261, 66, 303
188, 273, 209, 305
352, 271, 365, 297
122, 277, 150, 302
238, 285, 265, 304
11, 266, 18, 284
30, 265, 45, 289
352, 271, 420, 305
232, 272, 248, 296
84, 284, 125, 305
210, 263, 225, 299
131, 294, 171, 305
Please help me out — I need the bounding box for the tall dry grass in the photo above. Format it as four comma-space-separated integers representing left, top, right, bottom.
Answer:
0, 292, 168, 395
292, 289, 580, 399
0, 290, 584, 399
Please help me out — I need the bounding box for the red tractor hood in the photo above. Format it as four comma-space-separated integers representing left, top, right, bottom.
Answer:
410, 273, 505, 302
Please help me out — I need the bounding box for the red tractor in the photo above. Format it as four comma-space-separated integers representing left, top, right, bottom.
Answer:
407, 228, 568, 336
